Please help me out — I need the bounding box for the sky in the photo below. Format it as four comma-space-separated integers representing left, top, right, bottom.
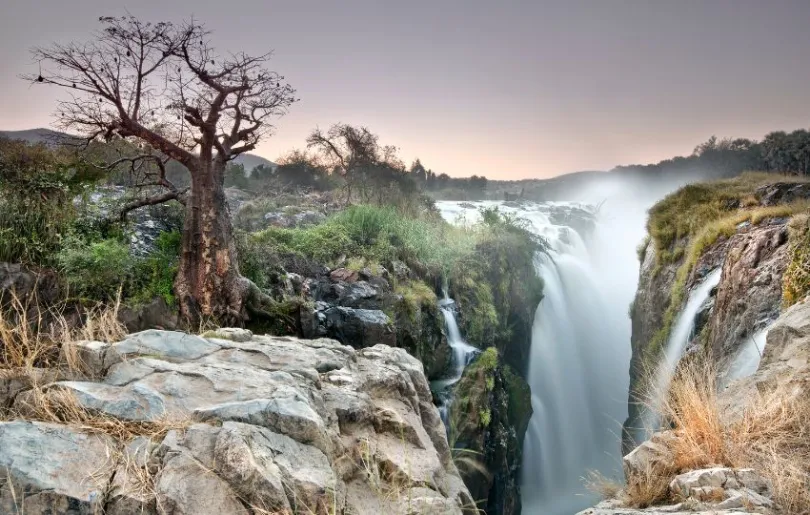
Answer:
2, 0, 810, 179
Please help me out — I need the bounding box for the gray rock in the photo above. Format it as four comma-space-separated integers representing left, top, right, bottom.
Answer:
105, 329, 220, 368
0, 421, 114, 514
155, 453, 245, 515
623, 431, 677, 479
200, 327, 254, 342
0, 330, 470, 513
325, 307, 396, 348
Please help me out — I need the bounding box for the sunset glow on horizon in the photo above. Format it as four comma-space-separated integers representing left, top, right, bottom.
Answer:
3, 0, 810, 179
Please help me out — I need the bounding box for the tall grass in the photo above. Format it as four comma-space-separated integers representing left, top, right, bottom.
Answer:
247, 204, 483, 274
624, 360, 810, 512
0, 289, 126, 372
783, 213, 810, 307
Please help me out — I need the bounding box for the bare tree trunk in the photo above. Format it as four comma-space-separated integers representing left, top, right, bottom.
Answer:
175, 161, 247, 326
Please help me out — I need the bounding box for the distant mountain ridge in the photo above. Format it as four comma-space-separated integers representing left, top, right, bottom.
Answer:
0, 128, 277, 171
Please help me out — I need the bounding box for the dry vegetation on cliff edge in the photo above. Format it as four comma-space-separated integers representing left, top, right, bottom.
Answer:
621, 361, 810, 512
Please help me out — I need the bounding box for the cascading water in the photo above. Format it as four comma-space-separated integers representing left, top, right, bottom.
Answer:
639, 267, 723, 436
433, 297, 479, 427
437, 200, 633, 515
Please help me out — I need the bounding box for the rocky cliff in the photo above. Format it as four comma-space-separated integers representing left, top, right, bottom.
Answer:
623, 179, 809, 453
0, 329, 473, 514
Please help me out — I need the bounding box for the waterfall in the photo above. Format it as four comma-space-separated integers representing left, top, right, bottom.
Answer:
724, 324, 772, 385
436, 200, 633, 515
639, 267, 723, 436
433, 297, 479, 427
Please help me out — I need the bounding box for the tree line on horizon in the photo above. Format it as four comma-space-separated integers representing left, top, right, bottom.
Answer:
613, 130, 810, 179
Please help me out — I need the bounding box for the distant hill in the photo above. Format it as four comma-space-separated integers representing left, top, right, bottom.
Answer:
0, 128, 79, 146
0, 128, 276, 172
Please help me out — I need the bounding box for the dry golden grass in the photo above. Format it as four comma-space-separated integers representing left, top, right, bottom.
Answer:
627, 359, 810, 512
0, 289, 126, 378
583, 470, 623, 500
10, 385, 191, 441
624, 463, 674, 508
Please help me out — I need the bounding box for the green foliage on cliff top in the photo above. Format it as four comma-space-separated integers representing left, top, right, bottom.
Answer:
645, 173, 810, 358
648, 172, 807, 269
783, 213, 810, 308
449, 208, 545, 354
245, 204, 480, 274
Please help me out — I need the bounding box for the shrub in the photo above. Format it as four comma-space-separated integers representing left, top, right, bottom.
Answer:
0, 139, 101, 265
58, 237, 137, 301
56, 230, 181, 306
131, 230, 181, 306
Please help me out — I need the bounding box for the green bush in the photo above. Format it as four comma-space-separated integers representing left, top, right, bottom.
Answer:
57, 230, 181, 306
58, 237, 137, 301
131, 230, 181, 306
0, 139, 101, 265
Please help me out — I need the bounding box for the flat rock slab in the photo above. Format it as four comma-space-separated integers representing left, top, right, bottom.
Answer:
0, 421, 115, 513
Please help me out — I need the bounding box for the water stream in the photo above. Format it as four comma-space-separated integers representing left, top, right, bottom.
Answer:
639, 267, 723, 436
724, 324, 772, 385
433, 297, 479, 426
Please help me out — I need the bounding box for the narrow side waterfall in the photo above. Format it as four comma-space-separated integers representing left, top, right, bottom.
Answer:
434, 298, 479, 426
724, 324, 772, 384
634, 268, 723, 440
437, 200, 634, 515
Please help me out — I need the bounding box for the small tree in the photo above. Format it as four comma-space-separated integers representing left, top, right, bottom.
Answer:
306, 124, 379, 204
26, 16, 296, 324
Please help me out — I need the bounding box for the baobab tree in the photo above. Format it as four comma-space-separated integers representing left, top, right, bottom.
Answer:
26, 16, 296, 325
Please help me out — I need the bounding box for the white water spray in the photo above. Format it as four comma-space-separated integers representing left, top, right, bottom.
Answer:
437, 200, 633, 514
724, 324, 772, 384
434, 297, 479, 425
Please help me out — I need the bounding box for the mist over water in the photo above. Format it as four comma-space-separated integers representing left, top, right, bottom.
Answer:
437, 174, 695, 514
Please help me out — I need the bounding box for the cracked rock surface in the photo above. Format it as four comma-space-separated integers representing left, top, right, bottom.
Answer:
0, 329, 473, 514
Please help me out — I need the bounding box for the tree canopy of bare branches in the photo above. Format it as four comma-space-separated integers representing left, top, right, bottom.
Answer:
26, 15, 297, 325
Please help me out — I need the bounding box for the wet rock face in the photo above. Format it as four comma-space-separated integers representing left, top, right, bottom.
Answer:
2, 330, 473, 514
624, 221, 792, 454
298, 267, 451, 379
709, 223, 789, 361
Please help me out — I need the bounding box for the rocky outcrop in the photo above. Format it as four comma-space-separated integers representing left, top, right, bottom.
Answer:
721, 296, 810, 419
0, 329, 473, 514
624, 220, 791, 454
449, 349, 533, 515
0, 262, 60, 306
755, 182, 810, 206
708, 221, 788, 361
297, 266, 451, 380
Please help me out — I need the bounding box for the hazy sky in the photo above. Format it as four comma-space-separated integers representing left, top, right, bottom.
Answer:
2, 1, 810, 179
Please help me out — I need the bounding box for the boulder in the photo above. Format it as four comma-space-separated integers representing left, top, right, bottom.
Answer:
0, 421, 114, 514
755, 182, 810, 206
0, 262, 60, 306
117, 297, 178, 333
324, 306, 396, 348
623, 431, 678, 479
